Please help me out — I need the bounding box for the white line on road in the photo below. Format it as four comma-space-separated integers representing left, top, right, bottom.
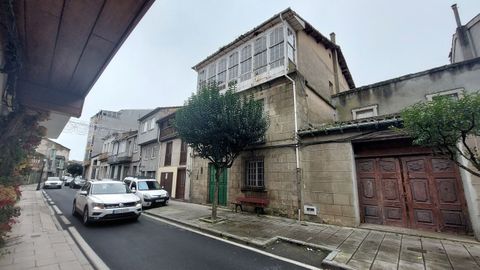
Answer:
52, 205, 63, 215
68, 227, 110, 270
59, 215, 71, 226
144, 214, 322, 270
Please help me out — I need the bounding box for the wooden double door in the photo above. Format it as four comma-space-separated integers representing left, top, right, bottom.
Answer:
356, 156, 470, 233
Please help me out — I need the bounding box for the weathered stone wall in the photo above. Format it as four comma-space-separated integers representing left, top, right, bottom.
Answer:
296, 31, 350, 97
301, 142, 357, 226
189, 78, 301, 217
333, 58, 480, 121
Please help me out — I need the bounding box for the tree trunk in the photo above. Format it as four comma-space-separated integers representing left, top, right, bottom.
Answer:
211, 166, 222, 221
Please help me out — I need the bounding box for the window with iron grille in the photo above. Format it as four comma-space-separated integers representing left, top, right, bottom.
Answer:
245, 159, 264, 188
198, 69, 206, 90
253, 36, 267, 75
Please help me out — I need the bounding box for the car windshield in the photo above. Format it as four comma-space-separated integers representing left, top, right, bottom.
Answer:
137, 181, 161, 191
47, 177, 60, 181
91, 183, 129, 195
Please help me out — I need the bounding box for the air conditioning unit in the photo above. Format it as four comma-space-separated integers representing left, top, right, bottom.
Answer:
303, 205, 317, 216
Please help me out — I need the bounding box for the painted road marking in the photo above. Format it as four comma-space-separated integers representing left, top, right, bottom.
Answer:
144, 214, 322, 270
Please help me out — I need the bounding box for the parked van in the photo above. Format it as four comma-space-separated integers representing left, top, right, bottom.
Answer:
123, 177, 169, 208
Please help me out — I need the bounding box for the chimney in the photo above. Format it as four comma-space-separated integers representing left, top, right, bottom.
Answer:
329, 32, 336, 44
451, 4, 462, 28
329, 32, 340, 94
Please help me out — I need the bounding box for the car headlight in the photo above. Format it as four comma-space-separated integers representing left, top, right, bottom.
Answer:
136, 200, 142, 208
143, 193, 151, 199
165, 192, 169, 197
92, 203, 104, 210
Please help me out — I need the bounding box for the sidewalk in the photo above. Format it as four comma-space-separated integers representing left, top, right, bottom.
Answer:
0, 185, 93, 270
146, 200, 480, 270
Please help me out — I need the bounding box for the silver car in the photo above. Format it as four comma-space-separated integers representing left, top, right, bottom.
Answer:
43, 177, 62, 189
72, 180, 142, 225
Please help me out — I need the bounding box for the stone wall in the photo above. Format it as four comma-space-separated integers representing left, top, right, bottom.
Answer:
301, 142, 357, 226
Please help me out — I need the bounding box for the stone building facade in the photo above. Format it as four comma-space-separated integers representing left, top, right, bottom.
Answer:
189, 8, 354, 218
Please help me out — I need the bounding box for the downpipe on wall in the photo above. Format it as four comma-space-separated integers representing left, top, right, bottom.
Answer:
280, 13, 302, 222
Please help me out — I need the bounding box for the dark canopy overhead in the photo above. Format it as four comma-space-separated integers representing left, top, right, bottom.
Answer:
13, 0, 154, 118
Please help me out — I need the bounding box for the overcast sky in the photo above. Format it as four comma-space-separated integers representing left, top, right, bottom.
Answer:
54, 0, 480, 161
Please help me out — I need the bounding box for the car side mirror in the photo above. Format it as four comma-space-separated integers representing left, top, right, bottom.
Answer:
79, 190, 87, 196
161, 186, 165, 189
131, 187, 136, 192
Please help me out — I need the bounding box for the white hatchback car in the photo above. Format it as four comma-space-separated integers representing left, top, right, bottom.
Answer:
124, 177, 169, 208
44, 177, 62, 189
72, 180, 142, 225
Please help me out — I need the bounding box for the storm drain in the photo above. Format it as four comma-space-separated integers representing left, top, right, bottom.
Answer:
264, 239, 329, 268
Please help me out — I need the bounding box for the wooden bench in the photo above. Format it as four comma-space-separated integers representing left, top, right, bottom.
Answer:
232, 191, 269, 214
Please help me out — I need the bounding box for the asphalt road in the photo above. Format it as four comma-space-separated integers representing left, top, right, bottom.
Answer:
45, 187, 308, 270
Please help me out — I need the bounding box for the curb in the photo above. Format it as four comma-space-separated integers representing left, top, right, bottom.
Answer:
143, 211, 351, 270
40, 190, 109, 270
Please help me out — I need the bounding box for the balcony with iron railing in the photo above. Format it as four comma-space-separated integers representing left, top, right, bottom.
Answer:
107, 151, 132, 164
159, 126, 177, 141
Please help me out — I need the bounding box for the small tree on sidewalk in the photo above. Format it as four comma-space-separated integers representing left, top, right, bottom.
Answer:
400, 92, 480, 177
175, 84, 269, 221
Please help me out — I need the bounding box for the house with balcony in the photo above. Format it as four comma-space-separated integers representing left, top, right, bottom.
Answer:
157, 111, 189, 200
137, 107, 180, 178
84, 109, 151, 180
31, 138, 70, 181
189, 8, 354, 217
97, 131, 139, 180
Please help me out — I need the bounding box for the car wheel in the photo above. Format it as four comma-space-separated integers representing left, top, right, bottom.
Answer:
72, 202, 79, 217
82, 207, 90, 226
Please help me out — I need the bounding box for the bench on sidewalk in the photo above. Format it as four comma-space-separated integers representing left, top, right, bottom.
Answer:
232, 191, 269, 214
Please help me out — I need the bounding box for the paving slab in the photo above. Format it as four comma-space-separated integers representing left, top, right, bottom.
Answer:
146, 200, 480, 270
0, 185, 93, 270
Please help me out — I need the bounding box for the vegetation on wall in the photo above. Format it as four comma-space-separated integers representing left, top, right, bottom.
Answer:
400, 92, 480, 177
175, 84, 269, 221
0, 108, 47, 245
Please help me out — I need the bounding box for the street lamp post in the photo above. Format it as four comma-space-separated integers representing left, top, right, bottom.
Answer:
36, 159, 47, 190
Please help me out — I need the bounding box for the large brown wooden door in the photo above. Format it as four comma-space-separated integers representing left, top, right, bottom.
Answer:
175, 169, 186, 200
160, 172, 173, 195
357, 158, 407, 227
357, 156, 469, 233
401, 157, 468, 233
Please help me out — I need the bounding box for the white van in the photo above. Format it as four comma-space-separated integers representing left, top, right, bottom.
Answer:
123, 177, 169, 208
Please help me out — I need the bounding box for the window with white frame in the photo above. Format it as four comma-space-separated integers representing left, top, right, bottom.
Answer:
245, 158, 264, 188
207, 64, 216, 85
426, 88, 464, 101
150, 118, 156, 130
240, 45, 252, 81
143, 122, 148, 133
198, 69, 206, 90
287, 28, 296, 62
217, 58, 227, 90
352, 105, 378, 120
253, 36, 267, 75
269, 27, 284, 69
228, 52, 239, 85
151, 145, 156, 158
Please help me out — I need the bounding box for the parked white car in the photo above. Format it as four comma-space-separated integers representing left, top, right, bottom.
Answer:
72, 180, 142, 225
124, 177, 169, 208
43, 177, 62, 189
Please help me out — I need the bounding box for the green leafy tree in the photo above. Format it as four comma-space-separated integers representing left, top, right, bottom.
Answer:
175, 84, 269, 221
67, 163, 83, 178
400, 92, 480, 177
